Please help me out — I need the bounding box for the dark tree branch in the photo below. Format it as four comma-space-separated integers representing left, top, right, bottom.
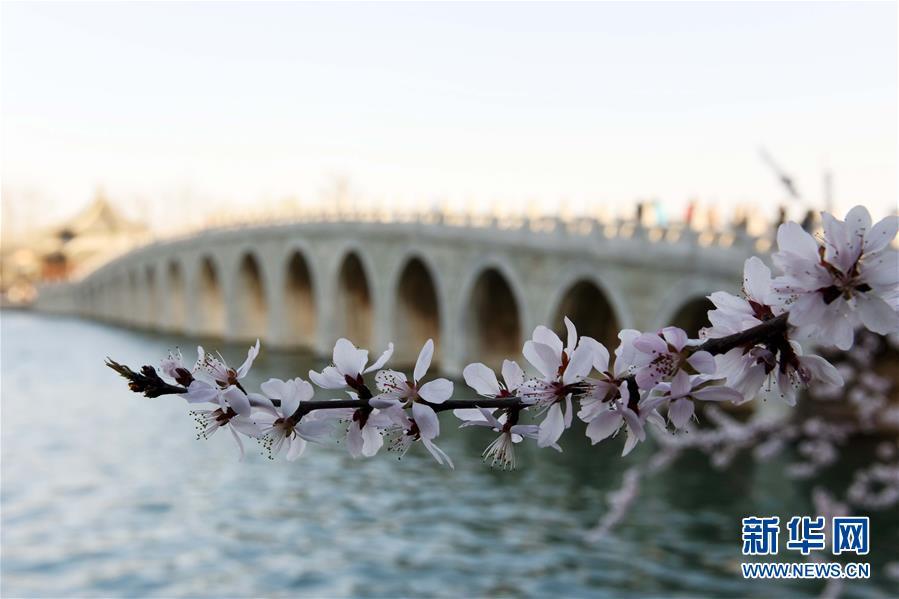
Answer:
106, 358, 189, 397
695, 312, 788, 355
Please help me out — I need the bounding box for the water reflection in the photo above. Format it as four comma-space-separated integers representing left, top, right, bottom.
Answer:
1, 311, 894, 597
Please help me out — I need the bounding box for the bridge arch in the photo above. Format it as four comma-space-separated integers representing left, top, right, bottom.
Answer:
461, 259, 525, 368
392, 254, 442, 366
668, 296, 716, 337
549, 277, 621, 350
196, 255, 226, 338
233, 252, 269, 341
335, 250, 374, 348
654, 278, 726, 335
165, 260, 187, 332
283, 248, 317, 349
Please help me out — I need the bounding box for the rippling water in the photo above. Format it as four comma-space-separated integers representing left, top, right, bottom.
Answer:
2, 311, 895, 597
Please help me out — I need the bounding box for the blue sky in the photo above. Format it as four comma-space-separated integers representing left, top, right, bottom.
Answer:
2, 2, 896, 230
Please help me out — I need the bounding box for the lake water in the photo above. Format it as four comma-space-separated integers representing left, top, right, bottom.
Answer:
1, 310, 896, 597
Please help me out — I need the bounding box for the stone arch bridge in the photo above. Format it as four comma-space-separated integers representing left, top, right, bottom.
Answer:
36, 217, 763, 374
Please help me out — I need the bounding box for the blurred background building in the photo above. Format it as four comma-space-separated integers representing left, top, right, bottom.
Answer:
1, 190, 149, 304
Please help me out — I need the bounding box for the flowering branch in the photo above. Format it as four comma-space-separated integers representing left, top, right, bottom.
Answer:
109, 315, 790, 409
105, 206, 897, 468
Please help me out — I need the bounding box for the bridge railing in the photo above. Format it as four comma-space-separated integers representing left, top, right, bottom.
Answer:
141, 205, 769, 254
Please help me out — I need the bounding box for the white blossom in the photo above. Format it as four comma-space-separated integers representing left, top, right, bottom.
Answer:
772, 206, 899, 349
160, 347, 222, 405
190, 385, 262, 459
703, 257, 785, 339
308, 338, 394, 390
521, 316, 600, 448
632, 326, 716, 389
326, 396, 403, 459
386, 409, 454, 469
652, 370, 744, 429
370, 339, 454, 444
578, 330, 657, 454
461, 359, 525, 399
198, 339, 260, 389
455, 406, 544, 469
716, 340, 843, 406
160, 347, 198, 384
254, 377, 332, 461
580, 382, 660, 456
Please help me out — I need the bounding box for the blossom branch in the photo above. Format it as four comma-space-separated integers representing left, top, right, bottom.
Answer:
108, 315, 789, 413
103, 205, 897, 467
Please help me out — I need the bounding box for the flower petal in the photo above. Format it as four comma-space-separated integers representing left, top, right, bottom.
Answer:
296, 418, 333, 443
360, 423, 384, 457
777, 221, 819, 261
585, 338, 610, 373
613, 330, 642, 377
453, 408, 489, 423
564, 316, 578, 353
422, 438, 454, 469
692, 385, 744, 403
661, 327, 688, 352
532, 325, 564, 356
799, 355, 844, 387
309, 366, 349, 389
523, 340, 562, 379
709, 290, 751, 313
222, 385, 252, 416
346, 422, 364, 458
633, 332, 668, 356
413, 339, 434, 383
668, 398, 694, 429
260, 377, 291, 400
562, 343, 594, 385
286, 436, 307, 461
537, 403, 565, 448
294, 379, 315, 403
687, 351, 717, 375
861, 249, 898, 287
621, 407, 645, 441
857, 294, 899, 336
279, 380, 301, 417
418, 378, 453, 404
412, 402, 440, 439
463, 362, 501, 397
375, 369, 408, 393
622, 428, 640, 456
743, 257, 773, 303
364, 342, 395, 374
184, 380, 219, 404
865, 215, 899, 254
669, 370, 692, 398
332, 338, 364, 376
501, 360, 525, 392
235, 339, 261, 378
787, 292, 827, 327
229, 426, 246, 461
585, 410, 621, 444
